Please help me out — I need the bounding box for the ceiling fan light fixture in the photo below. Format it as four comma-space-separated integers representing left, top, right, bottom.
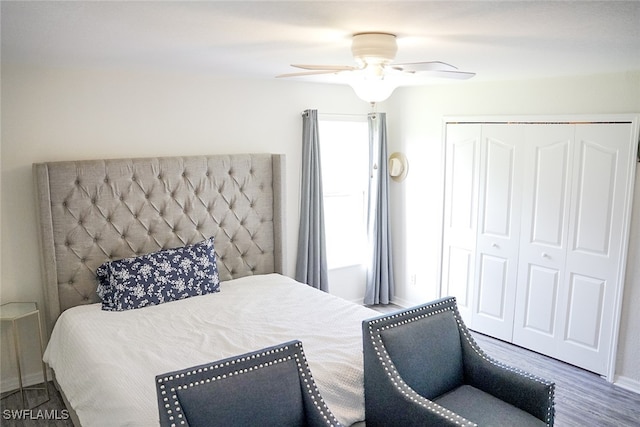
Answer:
349, 78, 397, 103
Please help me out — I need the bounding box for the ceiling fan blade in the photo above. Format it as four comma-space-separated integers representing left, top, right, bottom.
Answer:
276, 69, 349, 78
394, 61, 464, 72
393, 61, 474, 79
291, 64, 358, 71
420, 69, 476, 80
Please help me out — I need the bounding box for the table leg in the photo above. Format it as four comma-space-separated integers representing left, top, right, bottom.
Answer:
36, 309, 49, 401
10, 319, 25, 407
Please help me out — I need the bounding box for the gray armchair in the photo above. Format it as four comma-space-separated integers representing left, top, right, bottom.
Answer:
156, 340, 343, 427
363, 297, 555, 426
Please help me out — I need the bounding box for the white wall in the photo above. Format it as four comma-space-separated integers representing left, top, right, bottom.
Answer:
0, 64, 372, 390
385, 71, 640, 389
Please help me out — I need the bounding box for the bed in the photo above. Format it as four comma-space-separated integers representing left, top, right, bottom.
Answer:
34, 153, 376, 426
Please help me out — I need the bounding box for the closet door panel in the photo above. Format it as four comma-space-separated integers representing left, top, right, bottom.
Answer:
522, 265, 559, 335
480, 139, 515, 236
441, 124, 481, 323
472, 125, 524, 341
564, 273, 605, 349
513, 125, 573, 355
445, 247, 474, 309
527, 140, 571, 246
571, 138, 618, 255
477, 253, 509, 318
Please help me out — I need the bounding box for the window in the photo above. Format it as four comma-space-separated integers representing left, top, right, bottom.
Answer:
319, 116, 369, 269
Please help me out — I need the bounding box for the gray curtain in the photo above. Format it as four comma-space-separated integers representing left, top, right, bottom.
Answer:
364, 112, 395, 305
295, 109, 329, 292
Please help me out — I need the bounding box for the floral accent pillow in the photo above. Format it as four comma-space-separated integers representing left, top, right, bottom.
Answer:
96, 237, 220, 311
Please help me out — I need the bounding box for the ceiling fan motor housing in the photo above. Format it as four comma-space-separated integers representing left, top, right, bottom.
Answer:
351, 32, 398, 66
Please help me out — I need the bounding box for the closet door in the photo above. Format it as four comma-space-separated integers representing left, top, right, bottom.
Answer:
471, 125, 525, 341
513, 124, 574, 355
442, 116, 638, 378
441, 124, 481, 323
557, 123, 636, 375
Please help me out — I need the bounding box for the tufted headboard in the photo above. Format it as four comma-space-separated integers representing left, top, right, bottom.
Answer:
33, 154, 285, 333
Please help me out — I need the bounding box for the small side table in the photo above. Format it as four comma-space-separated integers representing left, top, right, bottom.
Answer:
0, 302, 49, 407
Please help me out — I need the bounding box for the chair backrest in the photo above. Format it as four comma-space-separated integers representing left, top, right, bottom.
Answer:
364, 297, 465, 399
156, 340, 342, 427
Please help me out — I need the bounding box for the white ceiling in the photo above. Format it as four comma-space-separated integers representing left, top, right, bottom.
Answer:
2, 1, 640, 87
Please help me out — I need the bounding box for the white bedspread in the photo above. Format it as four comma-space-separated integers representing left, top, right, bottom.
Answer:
44, 274, 378, 426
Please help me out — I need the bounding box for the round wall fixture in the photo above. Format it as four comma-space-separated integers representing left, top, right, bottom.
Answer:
388, 152, 408, 182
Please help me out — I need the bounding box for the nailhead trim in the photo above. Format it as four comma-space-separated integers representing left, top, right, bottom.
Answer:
157, 341, 341, 427
366, 297, 555, 427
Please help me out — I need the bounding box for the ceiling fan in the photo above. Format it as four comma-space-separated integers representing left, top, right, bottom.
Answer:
277, 32, 475, 103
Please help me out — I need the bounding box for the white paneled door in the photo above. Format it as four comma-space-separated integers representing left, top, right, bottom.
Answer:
472, 125, 525, 341
441, 124, 480, 323
442, 117, 638, 378
513, 125, 575, 357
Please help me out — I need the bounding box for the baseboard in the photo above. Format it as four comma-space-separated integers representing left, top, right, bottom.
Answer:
614, 375, 640, 394
389, 296, 413, 309
0, 370, 50, 394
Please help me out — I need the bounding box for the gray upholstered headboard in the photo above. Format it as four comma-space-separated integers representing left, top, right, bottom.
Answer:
34, 154, 285, 333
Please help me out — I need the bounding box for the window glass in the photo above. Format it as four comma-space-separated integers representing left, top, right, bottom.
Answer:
319, 117, 369, 269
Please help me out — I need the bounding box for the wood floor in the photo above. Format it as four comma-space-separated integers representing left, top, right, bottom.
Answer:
2, 321, 639, 426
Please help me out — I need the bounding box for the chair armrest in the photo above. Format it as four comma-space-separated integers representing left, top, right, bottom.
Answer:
363, 321, 476, 427
303, 392, 345, 427
461, 334, 555, 425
